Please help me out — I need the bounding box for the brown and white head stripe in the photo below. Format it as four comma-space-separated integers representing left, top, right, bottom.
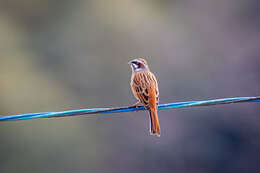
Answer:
128, 58, 150, 73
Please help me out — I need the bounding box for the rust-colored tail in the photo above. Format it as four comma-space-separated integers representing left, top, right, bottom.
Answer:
149, 109, 160, 136
148, 87, 160, 137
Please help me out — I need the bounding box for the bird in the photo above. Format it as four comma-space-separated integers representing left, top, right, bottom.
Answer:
128, 58, 160, 136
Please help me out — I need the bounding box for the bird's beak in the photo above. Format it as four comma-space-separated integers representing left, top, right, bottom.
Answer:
128, 61, 132, 65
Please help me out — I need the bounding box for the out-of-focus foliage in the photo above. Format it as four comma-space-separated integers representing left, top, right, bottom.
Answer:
0, 0, 260, 172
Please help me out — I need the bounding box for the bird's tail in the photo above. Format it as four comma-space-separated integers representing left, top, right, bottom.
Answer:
147, 86, 160, 137
149, 109, 160, 137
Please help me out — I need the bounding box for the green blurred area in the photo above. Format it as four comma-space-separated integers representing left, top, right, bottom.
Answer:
1, 0, 260, 172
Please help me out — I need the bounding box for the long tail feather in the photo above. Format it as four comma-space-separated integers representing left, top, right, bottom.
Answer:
149, 109, 160, 136
148, 86, 160, 137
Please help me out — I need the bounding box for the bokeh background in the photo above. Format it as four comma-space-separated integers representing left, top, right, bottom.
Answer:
1, 0, 260, 172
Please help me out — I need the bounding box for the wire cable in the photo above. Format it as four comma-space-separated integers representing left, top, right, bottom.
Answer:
0, 96, 259, 121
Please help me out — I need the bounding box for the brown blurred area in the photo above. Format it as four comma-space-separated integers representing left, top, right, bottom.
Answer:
0, 0, 260, 172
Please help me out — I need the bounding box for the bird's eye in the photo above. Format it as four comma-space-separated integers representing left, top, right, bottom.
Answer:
131, 61, 143, 69
132, 61, 139, 65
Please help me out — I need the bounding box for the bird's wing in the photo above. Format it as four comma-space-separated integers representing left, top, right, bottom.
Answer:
132, 72, 159, 107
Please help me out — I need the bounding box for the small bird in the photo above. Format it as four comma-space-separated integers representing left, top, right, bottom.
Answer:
128, 58, 160, 136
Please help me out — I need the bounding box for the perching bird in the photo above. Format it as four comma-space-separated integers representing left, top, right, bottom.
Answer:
128, 58, 160, 136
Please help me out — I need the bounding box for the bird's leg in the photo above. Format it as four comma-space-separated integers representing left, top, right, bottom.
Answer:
132, 101, 141, 110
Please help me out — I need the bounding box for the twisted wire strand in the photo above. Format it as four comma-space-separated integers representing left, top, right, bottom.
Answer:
0, 96, 259, 121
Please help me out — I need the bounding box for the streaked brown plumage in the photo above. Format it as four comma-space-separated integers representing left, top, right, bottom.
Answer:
128, 58, 160, 136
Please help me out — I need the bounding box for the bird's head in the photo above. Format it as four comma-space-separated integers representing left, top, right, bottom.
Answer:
128, 58, 149, 73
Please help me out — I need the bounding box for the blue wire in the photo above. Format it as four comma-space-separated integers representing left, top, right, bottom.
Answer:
0, 96, 259, 121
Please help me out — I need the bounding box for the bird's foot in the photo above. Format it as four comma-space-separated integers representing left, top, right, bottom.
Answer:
132, 101, 141, 111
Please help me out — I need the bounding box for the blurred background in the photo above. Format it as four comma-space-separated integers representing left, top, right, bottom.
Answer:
1, 0, 260, 172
